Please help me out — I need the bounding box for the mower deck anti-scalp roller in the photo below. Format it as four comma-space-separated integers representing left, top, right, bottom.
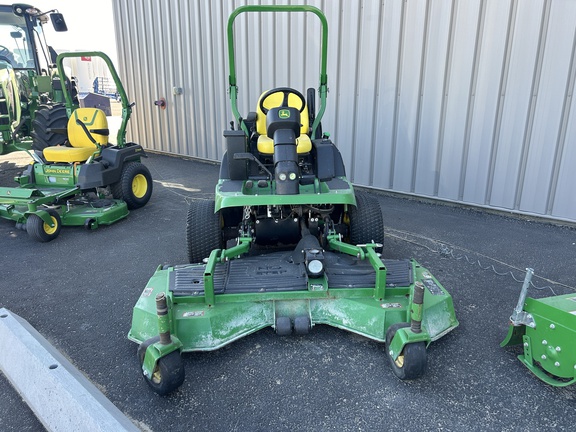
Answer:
129, 4, 458, 395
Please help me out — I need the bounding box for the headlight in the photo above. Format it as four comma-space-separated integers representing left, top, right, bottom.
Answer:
304, 248, 325, 278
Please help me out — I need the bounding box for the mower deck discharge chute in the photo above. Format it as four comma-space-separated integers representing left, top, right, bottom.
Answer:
129, 5, 458, 395
0, 52, 152, 242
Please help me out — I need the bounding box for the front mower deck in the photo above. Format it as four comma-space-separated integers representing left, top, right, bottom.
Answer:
0, 184, 129, 231
129, 238, 458, 352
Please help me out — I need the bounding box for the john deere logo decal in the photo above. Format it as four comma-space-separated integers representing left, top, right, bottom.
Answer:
279, 109, 290, 119
44, 166, 73, 175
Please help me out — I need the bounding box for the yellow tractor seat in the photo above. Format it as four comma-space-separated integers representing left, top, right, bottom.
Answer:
43, 108, 109, 163
256, 91, 312, 155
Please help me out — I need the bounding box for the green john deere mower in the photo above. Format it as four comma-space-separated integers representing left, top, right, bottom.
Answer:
0, 51, 152, 242
129, 5, 458, 395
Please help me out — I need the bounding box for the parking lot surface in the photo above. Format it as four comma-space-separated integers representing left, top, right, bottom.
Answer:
1, 151, 575, 431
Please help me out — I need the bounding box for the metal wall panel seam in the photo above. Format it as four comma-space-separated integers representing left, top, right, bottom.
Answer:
160, 1, 172, 152
410, 0, 432, 193
142, 0, 156, 150
130, 0, 143, 146
206, 0, 219, 158
175, 0, 190, 156
122, 0, 133, 142
218, 1, 228, 157
114, 0, 134, 142
304, 0, 311, 89
239, 1, 249, 115
434, 0, 457, 197
202, 0, 213, 157
217, 1, 228, 145
288, 6, 293, 87
186, 1, 200, 156
270, 0, 277, 93
545, 18, 576, 215
513, 0, 550, 210
162, 1, 175, 154
131, 0, 145, 146
458, 0, 486, 201
256, 2, 263, 109
131, 0, 151, 148
194, 1, 208, 157
390, 0, 407, 189
349, 0, 363, 181
333, 0, 343, 162
205, 1, 218, 159
485, 0, 516, 205
367, 0, 385, 187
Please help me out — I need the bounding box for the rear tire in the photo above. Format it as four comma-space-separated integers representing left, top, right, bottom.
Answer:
110, 162, 153, 209
26, 209, 61, 242
31, 104, 68, 151
186, 199, 223, 263
348, 190, 384, 249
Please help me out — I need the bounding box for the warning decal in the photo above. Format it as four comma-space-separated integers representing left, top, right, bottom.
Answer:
422, 278, 444, 296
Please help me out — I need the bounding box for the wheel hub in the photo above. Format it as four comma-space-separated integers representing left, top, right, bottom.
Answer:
43, 216, 58, 235
132, 174, 148, 198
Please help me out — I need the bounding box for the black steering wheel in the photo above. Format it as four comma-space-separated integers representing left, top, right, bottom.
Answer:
0, 45, 13, 64
259, 87, 306, 115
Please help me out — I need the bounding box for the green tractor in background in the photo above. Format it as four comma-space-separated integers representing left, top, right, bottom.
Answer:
0, 3, 73, 155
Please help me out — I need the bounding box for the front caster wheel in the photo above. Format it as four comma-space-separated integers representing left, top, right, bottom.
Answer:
26, 209, 61, 242
385, 323, 427, 380
137, 338, 185, 396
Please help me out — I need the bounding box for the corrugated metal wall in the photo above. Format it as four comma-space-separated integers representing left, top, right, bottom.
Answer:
112, 0, 576, 223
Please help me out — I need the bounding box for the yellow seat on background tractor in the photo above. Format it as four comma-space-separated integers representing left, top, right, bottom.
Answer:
256, 91, 312, 154
43, 108, 109, 163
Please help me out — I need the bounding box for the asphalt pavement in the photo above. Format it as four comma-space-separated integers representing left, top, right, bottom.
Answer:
1, 151, 575, 431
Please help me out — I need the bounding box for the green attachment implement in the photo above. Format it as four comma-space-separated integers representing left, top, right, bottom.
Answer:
501, 268, 576, 386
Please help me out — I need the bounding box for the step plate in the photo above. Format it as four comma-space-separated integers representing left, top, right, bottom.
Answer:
169, 252, 413, 296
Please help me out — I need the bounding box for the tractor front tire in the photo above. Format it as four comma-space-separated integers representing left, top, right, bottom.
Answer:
111, 162, 153, 209
26, 209, 61, 242
385, 323, 427, 380
348, 190, 384, 249
186, 199, 223, 264
31, 104, 68, 151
